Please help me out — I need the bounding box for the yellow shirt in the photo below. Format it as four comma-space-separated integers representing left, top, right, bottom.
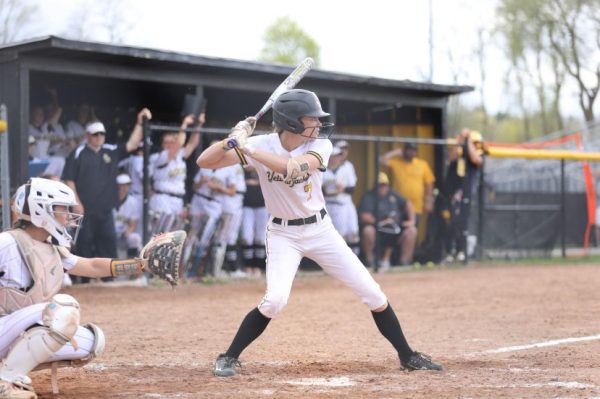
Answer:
386, 157, 435, 214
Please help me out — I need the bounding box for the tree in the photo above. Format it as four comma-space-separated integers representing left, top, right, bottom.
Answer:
0, 0, 37, 44
544, 0, 600, 122
496, 0, 599, 124
259, 16, 320, 66
63, 0, 133, 44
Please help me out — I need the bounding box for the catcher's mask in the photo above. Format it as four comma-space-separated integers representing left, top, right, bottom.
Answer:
273, 89, 335, 139
13, 177, 83, 247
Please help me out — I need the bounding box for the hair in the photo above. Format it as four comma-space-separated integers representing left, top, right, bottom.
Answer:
12, 219, 32, 229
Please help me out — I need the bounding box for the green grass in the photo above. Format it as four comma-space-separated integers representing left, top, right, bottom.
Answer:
475, 254, 600, 265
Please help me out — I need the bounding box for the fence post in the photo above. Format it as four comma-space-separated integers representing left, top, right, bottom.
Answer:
373, 139, 381, 271
0, 105, 10, 231
476, 158, 485, 260
142, 117, 150, 244
560, 159, 566, 258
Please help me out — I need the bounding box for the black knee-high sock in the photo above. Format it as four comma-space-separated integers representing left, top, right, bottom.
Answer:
225, 307, 271, 359
371, 303, 414, 361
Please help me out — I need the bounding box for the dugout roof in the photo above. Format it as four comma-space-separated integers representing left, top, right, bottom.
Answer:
0, 35, 473, 187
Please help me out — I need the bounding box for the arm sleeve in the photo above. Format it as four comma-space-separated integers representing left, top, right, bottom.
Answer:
306, 139, 333, 172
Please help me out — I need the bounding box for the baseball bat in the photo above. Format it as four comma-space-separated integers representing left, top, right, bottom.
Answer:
226, 57, 315, 150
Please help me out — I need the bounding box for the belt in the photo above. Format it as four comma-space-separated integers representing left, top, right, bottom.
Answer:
194, 193, 216, 202
273, 208, 327, 226
154, 190, 184, 199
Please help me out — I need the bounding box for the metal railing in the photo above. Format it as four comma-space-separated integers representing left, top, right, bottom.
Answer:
0, 105, 10, 230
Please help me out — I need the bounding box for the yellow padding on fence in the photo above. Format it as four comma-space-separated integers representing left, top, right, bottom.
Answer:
0, 120, 6, 133
486, 146, 600, 161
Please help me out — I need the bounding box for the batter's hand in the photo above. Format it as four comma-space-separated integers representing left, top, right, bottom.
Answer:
229, 117, 257, 141
231, 133, 256, 155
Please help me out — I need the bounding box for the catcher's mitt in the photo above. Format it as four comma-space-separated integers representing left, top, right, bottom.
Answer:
140, 230, 187, 286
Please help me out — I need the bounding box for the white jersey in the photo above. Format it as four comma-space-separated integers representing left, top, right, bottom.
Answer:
193, 167, 237, 204
119, 154, 144, 196
323, 160, 357, 205
66, 120, 87, 144
221, 164, 246, 210
149, 148, 186, 196
246, 133, 332, 220
113, 194, 141, 236
0, 232, 77, 290
29, 123, 66, 160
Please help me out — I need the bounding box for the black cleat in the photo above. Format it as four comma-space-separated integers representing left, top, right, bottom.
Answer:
213, 353, 241, 377
401, 352, 443, 371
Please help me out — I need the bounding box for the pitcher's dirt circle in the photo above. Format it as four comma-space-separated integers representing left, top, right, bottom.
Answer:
32, 264, 600, 398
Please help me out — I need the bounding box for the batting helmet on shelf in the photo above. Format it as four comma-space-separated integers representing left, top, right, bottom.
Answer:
273, 89, 331, 134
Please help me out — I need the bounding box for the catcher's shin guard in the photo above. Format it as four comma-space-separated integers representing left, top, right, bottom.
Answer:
33, 323, 106, 394
0, 295, 80, 384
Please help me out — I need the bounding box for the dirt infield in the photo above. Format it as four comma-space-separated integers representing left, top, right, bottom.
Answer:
32, 263, 600, 398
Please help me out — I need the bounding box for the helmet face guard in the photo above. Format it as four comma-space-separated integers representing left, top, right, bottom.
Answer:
13, 178, 83, 247
273, 89, 335, 138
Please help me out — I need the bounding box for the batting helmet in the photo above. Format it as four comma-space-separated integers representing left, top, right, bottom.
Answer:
273, 89, 330, 134
13, 177, 83, 247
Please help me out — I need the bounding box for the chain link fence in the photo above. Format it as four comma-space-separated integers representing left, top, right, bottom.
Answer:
473, 120, 600, 259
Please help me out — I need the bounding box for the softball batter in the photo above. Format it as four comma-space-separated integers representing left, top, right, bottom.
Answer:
197, 89, 442, 377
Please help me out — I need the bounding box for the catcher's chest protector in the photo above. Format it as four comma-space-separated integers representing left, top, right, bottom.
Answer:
0, 229, 65, 316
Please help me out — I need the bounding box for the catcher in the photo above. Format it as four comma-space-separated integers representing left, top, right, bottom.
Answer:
0, 177, 184, 399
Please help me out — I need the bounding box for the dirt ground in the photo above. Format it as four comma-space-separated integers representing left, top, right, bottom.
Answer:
31, 263, 600, 399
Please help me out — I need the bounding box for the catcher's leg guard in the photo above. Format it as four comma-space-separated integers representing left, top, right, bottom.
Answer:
0, 295, 80, 384
33, 323, 105, 395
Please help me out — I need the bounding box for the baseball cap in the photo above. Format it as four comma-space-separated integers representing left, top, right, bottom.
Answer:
378, 172, 390, 185
332, 146, 343, 156
335, 140, 349, 149
470, 130, 483, 142
86, 121, 106, 135
116, 174, 132, 185
404, 142, 417, 150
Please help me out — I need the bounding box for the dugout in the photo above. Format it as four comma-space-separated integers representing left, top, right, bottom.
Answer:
0, 35, 472, 192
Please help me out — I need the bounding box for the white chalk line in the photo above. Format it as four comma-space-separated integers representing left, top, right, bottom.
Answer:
470, 333, 600, 355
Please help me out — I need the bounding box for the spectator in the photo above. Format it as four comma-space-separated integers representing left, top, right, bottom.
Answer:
358, 172, 417, 270
186, 161, 236, 278
29, 88, 67, 161
379, 142, 435, 226
113, 173, 142, 259
148, 113, 203, 235
66, 102, 96, 149
118, 142, 144, 237
62, 109, 150, 282
444, 129, 484, 262
323, 140, 360, 255
240, 165, 269, 277
220, 164, 246, 276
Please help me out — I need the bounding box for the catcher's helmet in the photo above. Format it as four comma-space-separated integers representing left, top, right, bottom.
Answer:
13, 177, 83, 247
273, 89, 331, 134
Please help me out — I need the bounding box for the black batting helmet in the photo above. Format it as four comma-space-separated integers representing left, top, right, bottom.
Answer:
273, 89, 330, 134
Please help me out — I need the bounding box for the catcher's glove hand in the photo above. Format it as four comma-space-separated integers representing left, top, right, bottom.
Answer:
140, 230, 187, 287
